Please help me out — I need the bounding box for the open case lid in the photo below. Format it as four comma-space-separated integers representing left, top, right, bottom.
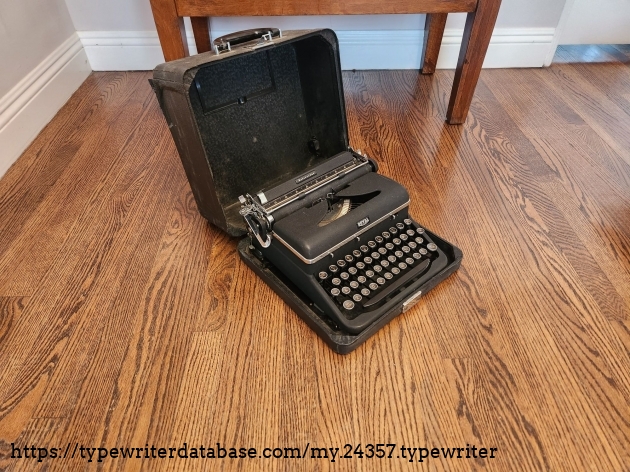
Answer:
151, 29, 349, 236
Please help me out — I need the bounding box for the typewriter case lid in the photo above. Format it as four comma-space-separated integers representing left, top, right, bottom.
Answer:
151, 29, 350, 236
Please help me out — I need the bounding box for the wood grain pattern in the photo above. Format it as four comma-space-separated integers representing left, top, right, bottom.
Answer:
190, 16, 212, 54
150, 0, 189, 61
175, 0, 476, 17
447, 0, 502, 124
421, 13, 448, 74
1, 48, 629, 471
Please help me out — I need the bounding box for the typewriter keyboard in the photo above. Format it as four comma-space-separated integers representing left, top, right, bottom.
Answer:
316, 219, 439, 315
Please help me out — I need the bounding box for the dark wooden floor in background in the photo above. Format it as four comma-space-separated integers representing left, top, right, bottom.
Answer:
0, 45, 629, 471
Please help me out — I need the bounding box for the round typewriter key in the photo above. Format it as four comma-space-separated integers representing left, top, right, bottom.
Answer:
419, 248, 428, 255
373, 265, 382, 273
364, 256, 373, 265
361, 288, 370, 296
356, 262, 365, 270
369, 282, 379, 291
353, 249, 362, 258
371, 252, 380, 260
427, 242, 438, 252
375, 235, 384, 243
400, 234, 408, 241
345, 254, 354, 263
353, 294, 362, 302
382, 231, 391, 239
360, 245, 369, 253
393, 238, 402, 246
357, 275, 367, 284
406, 257, 414, 265
413, 252, 422, 260
404, 218, 413, 226
408, 241, 417, 249
406, 229, 415, 236
342, 286, 351, 295
377, 277, 386, 285
366, 270, 375, 278
416, 227, 425, 234
318, 271, 328, 280
343, 300, 355, 310
368, 240, 377, 249
415, 236, 424, 244
381, 260, 390, 268
378, 247, 387, 255
395, 250, 403, 258
329, 265, 338, 273
348, 267, 358, 275
389, 227, 398, 234
402, 246, 410, 253
396, 222, 405, 230
398, 262, 408, 270
332, 278, 341, 286
350, 281, 359, 289
388, 255, 397, 263
337, 260, 346, 268
340, 272, 349, 280
330, 288, 341, 296
391, 267, 401, 275
385, 242, 394, 251
384, 272, 393, 280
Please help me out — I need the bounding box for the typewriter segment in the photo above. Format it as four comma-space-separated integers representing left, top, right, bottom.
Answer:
241, 157, 452, 336
317, 219, 438, 314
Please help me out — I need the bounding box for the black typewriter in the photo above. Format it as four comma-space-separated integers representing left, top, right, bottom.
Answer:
150, 28, 462, 353
239, 150, 453, 335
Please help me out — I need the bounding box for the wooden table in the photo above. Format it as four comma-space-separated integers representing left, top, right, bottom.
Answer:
149, 0, 502, 124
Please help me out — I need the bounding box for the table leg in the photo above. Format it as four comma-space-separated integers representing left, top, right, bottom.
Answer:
150, 0, 189, 61
421, 13, 447, 75
446, 0, 502, 124
191, 17, 212, 54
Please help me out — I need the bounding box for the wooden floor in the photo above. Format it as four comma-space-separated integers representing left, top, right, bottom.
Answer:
0, 45, 629, 471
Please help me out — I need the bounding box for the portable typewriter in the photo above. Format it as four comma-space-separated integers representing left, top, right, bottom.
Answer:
151, 28, 462, 353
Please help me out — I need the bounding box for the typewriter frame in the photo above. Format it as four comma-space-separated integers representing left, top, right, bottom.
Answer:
150, 28, 462, 353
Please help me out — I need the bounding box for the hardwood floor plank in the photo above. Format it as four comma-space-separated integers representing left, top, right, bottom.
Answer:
481, 69, 630, 332
535, 61, 630, 168
465, 76, 630, 466
345, 70, 560, 471
0, 64, 629, 471
0, 88, 186, 435
91, 186, 214, 457
554, 47, 630, 118
0, 73, 157, 296
0, 74, 124, 252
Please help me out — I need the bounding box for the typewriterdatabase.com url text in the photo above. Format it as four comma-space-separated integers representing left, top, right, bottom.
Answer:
10, 442, 498, 464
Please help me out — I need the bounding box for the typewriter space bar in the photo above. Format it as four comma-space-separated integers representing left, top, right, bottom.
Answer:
363, 259, 430, 309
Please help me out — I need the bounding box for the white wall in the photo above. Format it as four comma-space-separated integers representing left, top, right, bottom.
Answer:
65, 0, 566, 71
0, 0, 91, 176
0, 1, 76, 99
559, 0, 630, 44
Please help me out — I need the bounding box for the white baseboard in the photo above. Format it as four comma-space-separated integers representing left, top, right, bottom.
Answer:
0, 34, 92, 178
79, 28, 555, 72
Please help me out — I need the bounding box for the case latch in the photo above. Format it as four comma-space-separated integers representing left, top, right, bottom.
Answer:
402, 290, 422, 313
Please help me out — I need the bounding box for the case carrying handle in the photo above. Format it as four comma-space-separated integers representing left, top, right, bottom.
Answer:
213, 28, 282, 54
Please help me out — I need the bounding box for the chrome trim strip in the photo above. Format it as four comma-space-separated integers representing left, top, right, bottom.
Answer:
271, 200, 410, 264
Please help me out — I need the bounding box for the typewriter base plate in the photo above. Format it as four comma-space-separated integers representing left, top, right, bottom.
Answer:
238, 229, 462, 354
